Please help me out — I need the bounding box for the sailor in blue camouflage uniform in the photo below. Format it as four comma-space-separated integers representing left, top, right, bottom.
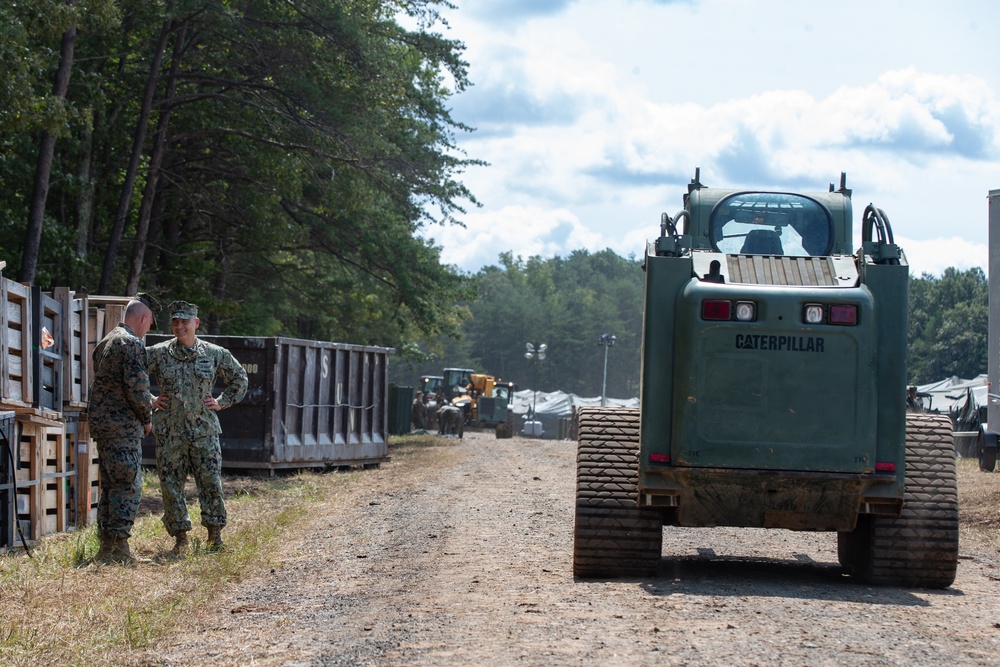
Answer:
88, 292, 160, 565
148, 301, 247, 554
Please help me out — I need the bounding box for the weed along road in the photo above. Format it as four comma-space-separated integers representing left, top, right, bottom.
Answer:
146, 430, 1000, 666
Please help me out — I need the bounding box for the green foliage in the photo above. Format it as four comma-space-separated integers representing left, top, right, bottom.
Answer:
392, 253, 989, 399
907, 267, 988, 383
0, 0, 477, 350
392, 249, 645, 399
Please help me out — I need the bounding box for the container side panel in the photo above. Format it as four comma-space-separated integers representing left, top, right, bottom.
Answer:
317, 348, 333, 446
989, 190, 1000, 433
285, 343, 303, 448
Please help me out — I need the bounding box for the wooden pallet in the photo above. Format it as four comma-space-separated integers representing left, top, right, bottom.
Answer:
14, 412, 75, 544
53, 288, 89, 411
68, 415, 98, 527
1, 278, 32, 408
31, 286, 63, 412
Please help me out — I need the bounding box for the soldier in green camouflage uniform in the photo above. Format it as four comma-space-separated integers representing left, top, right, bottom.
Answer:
437, 404, 464, 438
88, 292, 161, 565
147, 301, 247, 553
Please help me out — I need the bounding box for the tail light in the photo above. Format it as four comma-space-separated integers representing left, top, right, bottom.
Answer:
829, 305, 857, 325
702, 300, 757, 321
803, 303, 858, 326
702, 300, 731, 320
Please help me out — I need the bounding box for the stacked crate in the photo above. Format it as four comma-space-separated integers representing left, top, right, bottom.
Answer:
14, 411, 73, 544
0, 275, 123, 550
1, 278, 32, 408
0, 411, 16, 549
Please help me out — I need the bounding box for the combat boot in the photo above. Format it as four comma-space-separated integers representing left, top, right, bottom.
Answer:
110, 537, 151, 566
206, 525, 225, 552
94, 534, 116, 564
170, 531, 189, 556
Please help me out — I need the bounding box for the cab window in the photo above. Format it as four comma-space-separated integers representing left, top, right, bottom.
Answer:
709, 193, 832, 257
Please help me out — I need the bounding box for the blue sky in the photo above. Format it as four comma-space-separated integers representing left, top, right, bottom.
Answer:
421, 0, 1000, 278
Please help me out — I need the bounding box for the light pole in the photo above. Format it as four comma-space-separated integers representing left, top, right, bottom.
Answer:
597, 333, 617, 407
524, 342, 547, 434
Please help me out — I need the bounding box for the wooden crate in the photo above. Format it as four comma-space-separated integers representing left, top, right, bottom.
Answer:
53, 288, 89, 411
14, 412, 74, 544
31, 286, 63, 411
86, 305, 106, 395
1, 278, 32, 408
84, 298, 129, 400
68, 415, 99, 527
0, 410, 16, 550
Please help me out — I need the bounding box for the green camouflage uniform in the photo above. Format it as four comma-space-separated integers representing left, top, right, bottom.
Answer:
88, 323, 152, 539
148, 337, 247, 536
437, 404, 464, 437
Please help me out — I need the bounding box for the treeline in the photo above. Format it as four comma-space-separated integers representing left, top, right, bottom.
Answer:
391, 257, 989, 396
391, 250, 645, 400
908, 267, 988, 384
0, 0, 475, 348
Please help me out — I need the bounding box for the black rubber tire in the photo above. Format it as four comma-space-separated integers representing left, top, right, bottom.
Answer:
836, 525, 857, 572
495, 410, 514, 439
573, 407, 662, 578
843, 413, 958, 588
978, 432, 997, 472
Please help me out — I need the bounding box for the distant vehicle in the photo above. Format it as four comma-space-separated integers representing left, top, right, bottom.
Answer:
431, 368, 517, 438
573, 170, 958, 588
442, 367, 474, 402
419, 375, 444, 398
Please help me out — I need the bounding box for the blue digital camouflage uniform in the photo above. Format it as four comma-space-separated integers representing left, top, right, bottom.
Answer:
88, 323, 152, 539
147, 337, 248, 536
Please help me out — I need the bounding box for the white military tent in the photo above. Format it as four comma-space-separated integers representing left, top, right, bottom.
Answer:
509, 389, 639, 439
914, 374, 988, 419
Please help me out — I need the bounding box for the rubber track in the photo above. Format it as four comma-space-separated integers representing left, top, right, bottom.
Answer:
845, 413, 959, 588
573, 407, 663, 577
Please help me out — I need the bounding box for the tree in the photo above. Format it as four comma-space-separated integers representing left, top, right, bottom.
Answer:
0, 0, 479, 350
399, 249, 645, 398
21, 3, 78, 285
907, 267, 988, 383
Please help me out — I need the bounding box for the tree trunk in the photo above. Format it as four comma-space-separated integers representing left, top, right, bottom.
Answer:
206, 227, 235, 334
98, 5, 175, 294
19, 17, 77, 284
75, 121, 94, 259
125, 22, 188, 295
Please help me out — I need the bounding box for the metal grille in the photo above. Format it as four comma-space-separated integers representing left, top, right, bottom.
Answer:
726, 255, 840, 286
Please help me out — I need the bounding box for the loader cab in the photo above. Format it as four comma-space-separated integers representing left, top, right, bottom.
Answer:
708, 192, 834, 257
420, 375, 444, 399
443, 367, 474, 401
493, 381, 515, 404
681, 174, 855, 257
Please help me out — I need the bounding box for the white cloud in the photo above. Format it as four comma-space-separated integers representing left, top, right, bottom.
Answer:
896, 235, 988, 278
433, 0, 1000, 277
430, 205, 607, 271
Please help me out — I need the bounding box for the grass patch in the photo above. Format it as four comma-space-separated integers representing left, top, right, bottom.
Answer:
0, 435, 446, 666
0, 463, 364, 667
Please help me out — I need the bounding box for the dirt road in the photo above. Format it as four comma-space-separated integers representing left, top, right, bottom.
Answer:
146, 432, 1000, 666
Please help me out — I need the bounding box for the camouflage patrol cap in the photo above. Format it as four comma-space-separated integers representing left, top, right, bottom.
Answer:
168, 300, 198, 320
133, 292, 161, 316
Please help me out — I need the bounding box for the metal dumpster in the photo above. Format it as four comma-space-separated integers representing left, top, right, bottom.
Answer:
141, 336, 393, 473
387, 385, 414, 435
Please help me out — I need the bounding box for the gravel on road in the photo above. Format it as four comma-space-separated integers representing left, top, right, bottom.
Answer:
145, 431, 1000, 667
